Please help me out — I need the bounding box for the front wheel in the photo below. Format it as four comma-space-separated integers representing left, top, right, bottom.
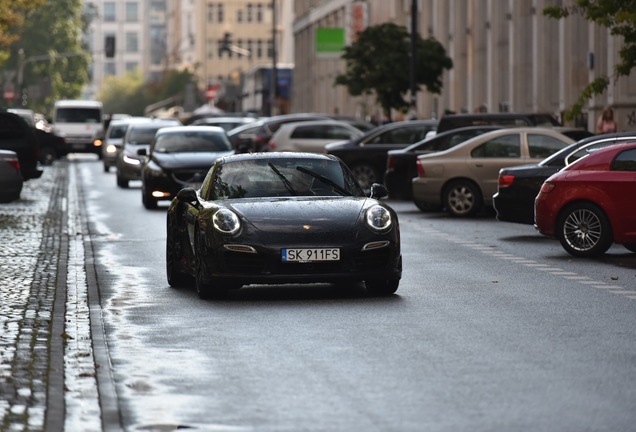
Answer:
365, 279, 399, 296
166, 217, 194, 288
558, 202, 612, 257
443, 180, 482, 217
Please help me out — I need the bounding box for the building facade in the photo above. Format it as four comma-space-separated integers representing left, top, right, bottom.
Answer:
293, 0, 636, 132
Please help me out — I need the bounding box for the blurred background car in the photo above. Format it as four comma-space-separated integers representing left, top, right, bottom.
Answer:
325, 119, 438, 193
435, 112, 563, 133
0, 110, 43, 181
535, 142, 636, 257
227, 113, 332, 152
0, 150, 23, 203
384, 125, 504, 200
412, 127, 574, 216
101, 116, 150, 172
9, 108, 68, 165
494, 131, 636, 224
190, 116, 257, 131
115, 118, 181, 188
140, 125, 235, 209
268, 119, 363, 153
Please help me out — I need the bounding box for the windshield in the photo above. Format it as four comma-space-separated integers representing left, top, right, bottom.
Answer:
153, 131, 232, 153
212, 157, 364, 199
55, 108, 101, 123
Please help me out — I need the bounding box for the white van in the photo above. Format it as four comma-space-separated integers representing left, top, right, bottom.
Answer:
52, 100, 103, 154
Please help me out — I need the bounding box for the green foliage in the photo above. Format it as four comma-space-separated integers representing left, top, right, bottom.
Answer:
4, 0, 90, 113
98, 69, 201, 116
335, 23, 452, 119
544, 1, 636, 119
0, 0, 45, 61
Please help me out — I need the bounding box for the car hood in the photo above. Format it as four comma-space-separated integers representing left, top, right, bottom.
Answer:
226, 197, 370, 235
153, 150, 234, 169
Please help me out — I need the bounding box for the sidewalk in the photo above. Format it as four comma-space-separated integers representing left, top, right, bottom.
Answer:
0, 161, 113, 432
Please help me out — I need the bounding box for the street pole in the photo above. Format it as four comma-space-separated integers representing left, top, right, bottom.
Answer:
410, 0, 418, 118
271, 0, 277, 117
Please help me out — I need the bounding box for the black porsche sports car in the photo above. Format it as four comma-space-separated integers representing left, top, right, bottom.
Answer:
166, 152, 402, 299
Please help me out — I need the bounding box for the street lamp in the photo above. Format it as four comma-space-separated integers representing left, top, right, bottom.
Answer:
409, 0, 418, 118
271, 0, 277, 117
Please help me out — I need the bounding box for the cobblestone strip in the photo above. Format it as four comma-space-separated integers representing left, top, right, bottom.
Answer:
0, 163, 65, 432
63, 165, 101, 432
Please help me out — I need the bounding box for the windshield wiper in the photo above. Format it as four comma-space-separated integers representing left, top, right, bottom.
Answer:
267, 162, 297, 196
295, 166, 350, 196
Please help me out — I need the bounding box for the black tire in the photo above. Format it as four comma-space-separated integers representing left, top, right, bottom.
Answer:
166, 217, 194, 288
365, 279, 399, 296
194, 228, 227, 299
142, 189, 157, 209
117, 176, 129, 188
557, 202, 613, 257
443, 180, 482, 217
103, 164, 110, 173
350, 162, 379, 194
624, 244, 636, 253
39, 147, 57, 166
413, 199, 441, 212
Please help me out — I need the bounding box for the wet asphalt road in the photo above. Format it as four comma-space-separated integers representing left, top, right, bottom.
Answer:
3, 156, 634, 432
73, 156, 636, 432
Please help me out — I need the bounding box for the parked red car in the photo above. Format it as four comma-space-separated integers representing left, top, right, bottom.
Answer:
534, 142, 636, 257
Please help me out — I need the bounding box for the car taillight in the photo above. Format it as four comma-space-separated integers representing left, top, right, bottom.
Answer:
268, 140, 276, 150
8, 159, 21, 172
386, 156, 395, 172
498, 174, 515, 188
416, 159, 425, 177
539, 182, 555, 193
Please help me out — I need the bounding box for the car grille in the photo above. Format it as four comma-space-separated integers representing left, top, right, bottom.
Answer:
223, 247, 392, 275
171, 169, 208, 185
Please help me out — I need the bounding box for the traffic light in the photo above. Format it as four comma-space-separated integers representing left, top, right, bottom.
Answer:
221, 32, 231, 52
105, 35, 116, 58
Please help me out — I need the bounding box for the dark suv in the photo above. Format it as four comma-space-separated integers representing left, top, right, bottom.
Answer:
436, 112, 562, 133
0, 110, 43, 180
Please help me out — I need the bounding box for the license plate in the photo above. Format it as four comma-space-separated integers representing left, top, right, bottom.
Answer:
282, 248, 340, 262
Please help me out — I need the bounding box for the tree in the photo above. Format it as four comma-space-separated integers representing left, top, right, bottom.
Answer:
3, 0, 90, 112
0, 0, 45, 62
335, 23, 452, 121
544, 1, 636, 119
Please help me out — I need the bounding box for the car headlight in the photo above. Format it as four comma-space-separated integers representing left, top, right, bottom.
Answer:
213, 209, 240, 235
366, 205, 392, 231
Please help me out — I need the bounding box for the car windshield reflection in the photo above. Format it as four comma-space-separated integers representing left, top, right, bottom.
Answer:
213, 158, 363, 199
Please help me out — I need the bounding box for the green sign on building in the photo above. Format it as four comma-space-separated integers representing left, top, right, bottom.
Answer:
316, 28, 345, 58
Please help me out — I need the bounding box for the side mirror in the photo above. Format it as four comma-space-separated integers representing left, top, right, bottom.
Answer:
177, 187, 199, 205
370, 183, 388, 199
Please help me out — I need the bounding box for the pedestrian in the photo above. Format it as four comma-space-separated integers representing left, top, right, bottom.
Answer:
596, 106, 617, 134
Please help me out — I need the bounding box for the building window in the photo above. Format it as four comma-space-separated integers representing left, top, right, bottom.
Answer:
125, 62, 138, 72
256, 40, 262, 58
125, 2, 138, 22
207, 38, 214, 59
104, 62, 116, 76
237, 10, 243, 23
267, 39, 273, 58
217, 3, 224, 22
207, 3, 214, 22
103, 2, 116, 22
126, 32, 139, 53
256, 4, 263, 22
246, 3, 253, 22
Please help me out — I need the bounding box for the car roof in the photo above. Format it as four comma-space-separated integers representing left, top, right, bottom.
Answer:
400, 125, 504, 152
155, 125, 227, 135
538, 131, 636, 166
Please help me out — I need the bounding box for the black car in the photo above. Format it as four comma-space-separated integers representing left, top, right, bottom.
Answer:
0, 110, 43, 181
227, 113, 332, 152
140, 126, 235, 209
325, 119, 438, 193
384, 125, 503, 199
166, 152, 402, 299
493, 131, 636, 224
